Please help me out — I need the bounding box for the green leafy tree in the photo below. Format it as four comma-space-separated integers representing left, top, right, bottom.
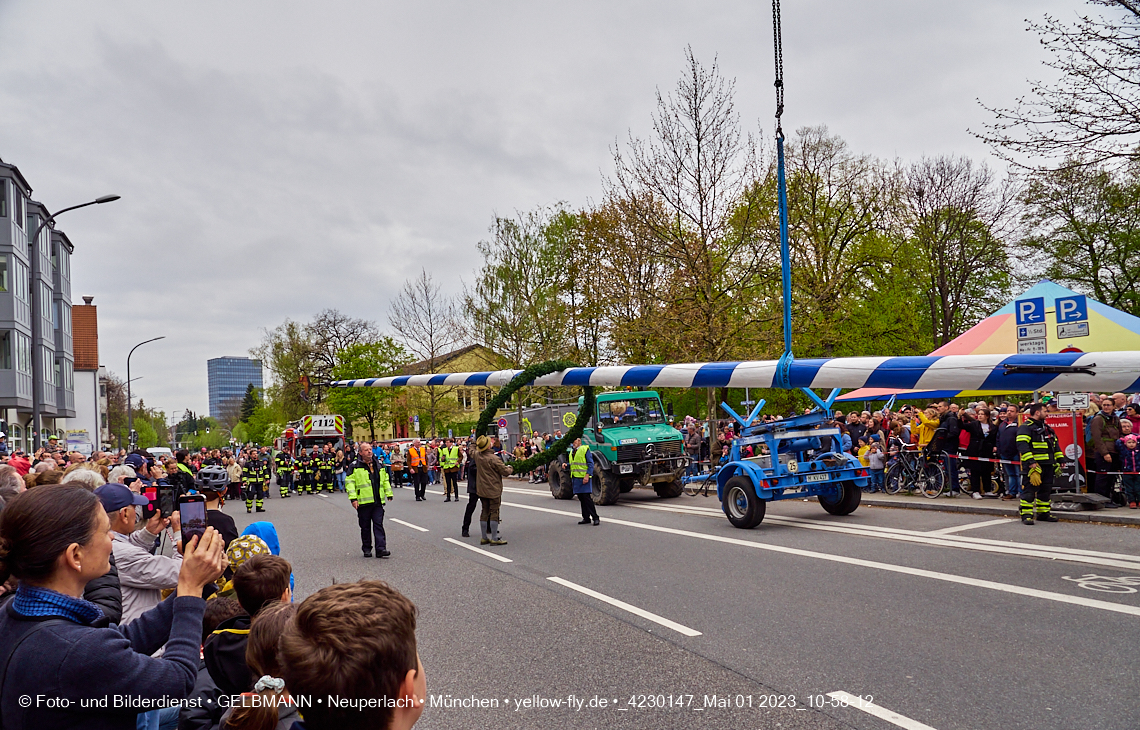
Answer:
1021, 160, 1140, 315
325, 338, 409, 441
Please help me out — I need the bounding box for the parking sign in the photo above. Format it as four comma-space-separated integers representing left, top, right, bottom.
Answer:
1055, 294, 1088, 324
1015, 297, 1045, 325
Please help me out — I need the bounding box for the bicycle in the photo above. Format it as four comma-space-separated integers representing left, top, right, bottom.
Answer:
884, 441, 947, 498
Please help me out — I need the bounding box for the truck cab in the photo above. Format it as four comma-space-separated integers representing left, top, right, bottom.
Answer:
549, 390, 688, 505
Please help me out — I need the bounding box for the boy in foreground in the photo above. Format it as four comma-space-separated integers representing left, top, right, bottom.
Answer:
281, 580, 425, 730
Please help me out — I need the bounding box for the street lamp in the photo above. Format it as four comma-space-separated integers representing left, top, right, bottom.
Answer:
29, 194, 120, 450
126, 336, 165, 448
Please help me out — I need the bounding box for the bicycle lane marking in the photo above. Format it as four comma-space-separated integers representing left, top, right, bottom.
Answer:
827, 691, 939, 730
619, 501, 1140, 571
494, 498, 1140, 618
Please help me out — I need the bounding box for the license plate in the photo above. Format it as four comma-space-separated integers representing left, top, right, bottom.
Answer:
804, 473, 828, 483
619, 464, 634, 474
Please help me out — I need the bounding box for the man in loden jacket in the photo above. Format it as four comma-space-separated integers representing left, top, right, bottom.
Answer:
347, 443, 393, 558
474, 435, 513, 546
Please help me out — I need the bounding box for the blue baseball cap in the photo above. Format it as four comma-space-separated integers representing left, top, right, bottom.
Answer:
123, 453, 147, 471
95, 483, 150, 512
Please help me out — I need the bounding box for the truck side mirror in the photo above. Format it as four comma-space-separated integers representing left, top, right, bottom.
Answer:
667, 402, 674, 417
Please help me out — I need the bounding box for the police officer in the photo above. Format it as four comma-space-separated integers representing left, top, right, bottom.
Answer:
245, 451, 268, 513
440, 438, 460, 502
569, 437, 600, 525
1015, 402, 1064, 525
275, 449, 294, 498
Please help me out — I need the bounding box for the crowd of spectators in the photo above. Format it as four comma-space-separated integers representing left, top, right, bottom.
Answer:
0, 442, 427, 730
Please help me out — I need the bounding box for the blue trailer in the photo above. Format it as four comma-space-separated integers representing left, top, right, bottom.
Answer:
685, 391, 867, 529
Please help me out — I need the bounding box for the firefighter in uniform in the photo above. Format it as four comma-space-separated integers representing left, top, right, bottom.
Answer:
1015, 402, 1064, 525
245, 452, 268, 513
298, 449, 314, 494
275, 449, 293, 498
318, 444, 334, 493
441, 438, 460, 502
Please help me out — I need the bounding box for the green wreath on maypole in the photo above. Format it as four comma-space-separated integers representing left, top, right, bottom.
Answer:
474, 359, 596, 474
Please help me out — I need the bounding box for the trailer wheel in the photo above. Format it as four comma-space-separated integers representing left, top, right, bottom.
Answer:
819, 480, 861, 515
592, 469, 621, 505
549, 463, 573, 500
721, 475, 765, 529
654, 479, 684, 498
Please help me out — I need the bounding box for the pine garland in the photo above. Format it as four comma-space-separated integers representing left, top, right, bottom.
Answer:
475, 360, 596, 474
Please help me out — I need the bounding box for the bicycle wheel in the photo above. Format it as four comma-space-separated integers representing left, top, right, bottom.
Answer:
920, 462, 946, 498
884, 461, 906, 495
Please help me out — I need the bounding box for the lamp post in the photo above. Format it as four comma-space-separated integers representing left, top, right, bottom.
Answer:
126, 336, 165, 448
29, 194, 120, 450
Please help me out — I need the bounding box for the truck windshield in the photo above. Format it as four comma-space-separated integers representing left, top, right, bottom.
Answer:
598, 397, 665, 428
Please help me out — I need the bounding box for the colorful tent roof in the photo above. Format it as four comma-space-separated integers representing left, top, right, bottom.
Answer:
837, 280, 1140, 402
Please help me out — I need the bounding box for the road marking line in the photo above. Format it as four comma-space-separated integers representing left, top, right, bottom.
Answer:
927, 518, 1013, 535
497, 499, 1140, 617
623, 502, 1140, 570
390, 518, 429, 532
443, 537, 512, 563
827, 691, 938, 730
547, 576, 702, 637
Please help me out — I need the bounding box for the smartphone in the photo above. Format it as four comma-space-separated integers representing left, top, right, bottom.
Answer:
158, 486, 175, 518
141, 485, 159, 520
178, 494, 207, 547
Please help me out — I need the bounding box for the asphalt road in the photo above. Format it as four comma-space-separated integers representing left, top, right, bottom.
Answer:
228, 478, 1140, 730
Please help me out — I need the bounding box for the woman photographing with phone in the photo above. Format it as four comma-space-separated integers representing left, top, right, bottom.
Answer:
0, 485, 226, 730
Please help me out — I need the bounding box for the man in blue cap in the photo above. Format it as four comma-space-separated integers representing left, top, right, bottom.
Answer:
96, 483, 183, 624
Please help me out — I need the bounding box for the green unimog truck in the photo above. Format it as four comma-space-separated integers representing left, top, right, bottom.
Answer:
548, 390, 689, 505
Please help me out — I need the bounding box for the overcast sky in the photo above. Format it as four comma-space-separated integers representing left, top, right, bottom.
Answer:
0, 0, 1083, 417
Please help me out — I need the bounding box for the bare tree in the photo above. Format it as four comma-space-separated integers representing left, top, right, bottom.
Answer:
978, 1, 1140, 166
389, 269, 466, 437
609, 46, 774, 439
902, 157, 1018, 346
308, 309, 379, 389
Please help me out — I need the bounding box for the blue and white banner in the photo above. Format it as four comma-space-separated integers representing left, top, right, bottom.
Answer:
331, 352, 1140, 394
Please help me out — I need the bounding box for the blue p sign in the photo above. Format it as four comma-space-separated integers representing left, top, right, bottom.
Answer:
1055, 295, 1088, 323
1015, 297, 1045, 325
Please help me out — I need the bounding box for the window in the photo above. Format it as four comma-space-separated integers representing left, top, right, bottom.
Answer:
99, 383, 107, 397
45, 352, 55, 386
0, 256, 7, 292
478, 388, 491, 409
16, 333, 31, 374
53, 301, 59, 331
64, 360, 73, 390
62, 303, 71, 334
13, 191, 22, 227
60, 248, 69, 279
40, 283, 51, 321
101, 413, 107, 428
0, 179, 6, 217
12, 259, 27, 303
0, 332, 10, 370
53, 359, 60, 388
51, 244, 57, 271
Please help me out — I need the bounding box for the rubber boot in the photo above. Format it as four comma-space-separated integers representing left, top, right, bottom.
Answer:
480, 521, 490, 545
489, 520, 507, 545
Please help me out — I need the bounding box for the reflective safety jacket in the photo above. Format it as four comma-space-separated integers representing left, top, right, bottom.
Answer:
569, 445, 592, 478
408, 447, 426, 470
440, 446, 459, 470
274, 452, 292, 472
345, 458, 393, 505
1016, 419, 1063, 476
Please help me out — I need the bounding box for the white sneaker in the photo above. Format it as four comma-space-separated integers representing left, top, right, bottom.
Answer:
971, 492, 983, 500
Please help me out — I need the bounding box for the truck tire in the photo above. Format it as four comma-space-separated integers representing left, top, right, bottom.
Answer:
549, 464, 573, 500
721, 475, 765, 529
654, 479, 684, 498
819, 480, 861, 516
592, 469, 621, 505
